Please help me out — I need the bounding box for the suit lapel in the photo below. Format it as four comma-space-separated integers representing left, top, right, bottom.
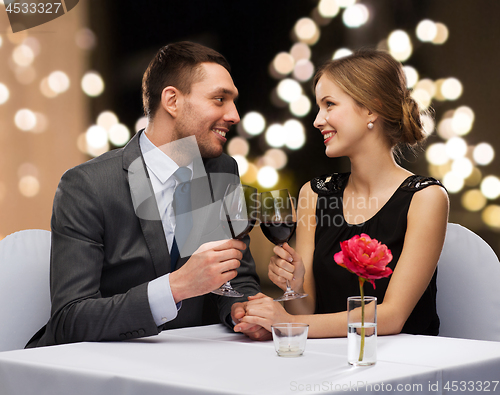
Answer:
123, 131, 171, 277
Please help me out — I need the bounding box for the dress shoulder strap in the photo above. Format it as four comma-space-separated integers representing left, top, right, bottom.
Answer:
399, 175, 446, 192
310, 173, 350, 195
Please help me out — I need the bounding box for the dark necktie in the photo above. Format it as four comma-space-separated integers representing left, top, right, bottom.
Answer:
169, 167, 193, 271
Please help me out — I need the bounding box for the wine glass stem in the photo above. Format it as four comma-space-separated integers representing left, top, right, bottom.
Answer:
278, 243, 294, 294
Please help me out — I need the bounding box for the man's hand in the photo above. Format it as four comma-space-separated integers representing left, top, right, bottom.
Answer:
238, 293, 292, 332
231, 299, 272, 341
169, 239, 245, 303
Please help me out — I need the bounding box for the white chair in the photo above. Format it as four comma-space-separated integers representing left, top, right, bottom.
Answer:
436, 223, 500, 341
0, 229, 51, 352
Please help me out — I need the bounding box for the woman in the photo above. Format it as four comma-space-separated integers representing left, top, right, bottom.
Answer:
236, 49, 449, 338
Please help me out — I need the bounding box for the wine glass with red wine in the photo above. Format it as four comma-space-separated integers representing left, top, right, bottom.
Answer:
260, 189, 307, 302
213, 184, 258, 297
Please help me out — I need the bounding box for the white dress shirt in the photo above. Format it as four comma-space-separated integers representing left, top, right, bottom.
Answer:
139, 132, 193, 326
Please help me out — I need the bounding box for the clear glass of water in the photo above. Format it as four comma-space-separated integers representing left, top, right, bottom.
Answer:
271, 323, 309, 357
347, 296, 377, 366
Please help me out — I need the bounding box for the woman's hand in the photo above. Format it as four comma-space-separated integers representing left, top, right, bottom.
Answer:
268, 243, 306, 293
238, 293, 294, 332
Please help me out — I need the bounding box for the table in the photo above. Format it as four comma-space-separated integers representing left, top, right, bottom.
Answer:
0, 324, 499, 395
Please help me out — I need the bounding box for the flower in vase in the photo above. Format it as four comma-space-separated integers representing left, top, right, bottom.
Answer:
335, 233, 393, 364
334, 233, 393, 288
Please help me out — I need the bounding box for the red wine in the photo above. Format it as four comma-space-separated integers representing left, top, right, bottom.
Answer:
223, 218, 256, 239
260, 222, 297, 245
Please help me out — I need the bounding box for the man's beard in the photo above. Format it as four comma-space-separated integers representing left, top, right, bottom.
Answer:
173, 102, 223, 159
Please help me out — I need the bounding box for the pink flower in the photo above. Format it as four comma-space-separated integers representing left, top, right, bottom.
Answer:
334, 233, 393, 288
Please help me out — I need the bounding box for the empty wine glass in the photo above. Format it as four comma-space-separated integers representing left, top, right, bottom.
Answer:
260, 189, 307, 302
214, 184, 258, 297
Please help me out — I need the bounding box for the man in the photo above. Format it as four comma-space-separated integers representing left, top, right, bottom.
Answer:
27, 41, 269, 347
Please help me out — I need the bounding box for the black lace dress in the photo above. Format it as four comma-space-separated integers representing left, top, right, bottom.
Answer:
310, 173, 445, 335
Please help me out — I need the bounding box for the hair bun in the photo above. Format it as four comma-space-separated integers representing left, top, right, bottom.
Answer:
401, 93, 426, 145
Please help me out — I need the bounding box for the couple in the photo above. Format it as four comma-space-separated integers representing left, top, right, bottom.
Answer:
27, 41, 448, 348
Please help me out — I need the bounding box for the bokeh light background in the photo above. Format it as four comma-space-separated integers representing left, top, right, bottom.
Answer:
1, 0, 499, 287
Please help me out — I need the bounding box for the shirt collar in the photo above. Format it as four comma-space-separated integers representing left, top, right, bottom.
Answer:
139, 132, 193, 184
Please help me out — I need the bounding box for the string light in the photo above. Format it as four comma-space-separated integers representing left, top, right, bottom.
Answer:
333, 48, 352, 59
289, 95, 312, 117
293, 59, 315, 82
75, 28, 97, 50
432, 23, 449, 44
462, 189, 487, 212
12, 44, 34, 67
241, 163, 258, 185
473, 143, 495, 166
445, 137, 468, 159
265, 124, 287, 148
232, 155, 249, 176
283, 119, 306, 150
294, 18, 320, 45
426, 143, 449, 166
421, 114, 435, 136
108, 124, 130, 147
135, 116, 148, 132
32, 112, 48, 133
48, 71, 70, 94
442, 172, 464, 193
482, 205, 500, 229
342, 4, 369, 28
272, 52, 295, 76
337, 0, 355, 7
81, 71, 104, 97
277, 78, 302, 103
441, 78, 463, 100
403, 66, 419, 88
318, 0, 340, 18
451, 106, 474, 136
14, 109, 37, 131
481, 176, 500, 200
40, 78, 58, 98
97, 111, 119, 130
290, 43, 311, 61
388, 30, 412, 61
416, 20, 437, 42
18, 175, 40, 198
242, 112, 266, 136
227, 137, 250, 157
451, 157, 474, 179
85, 125, 108, 150
263, 149, 288, 170
257, 166, 279, 188
0, 83, 9, 105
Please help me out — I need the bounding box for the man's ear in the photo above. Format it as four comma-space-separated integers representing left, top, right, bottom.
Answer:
161, 86, 180, 117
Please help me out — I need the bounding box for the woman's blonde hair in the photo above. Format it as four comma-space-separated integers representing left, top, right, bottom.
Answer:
313, 49, 429, 151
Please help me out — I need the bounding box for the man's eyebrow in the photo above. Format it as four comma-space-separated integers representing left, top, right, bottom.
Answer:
212, 87, 239, 99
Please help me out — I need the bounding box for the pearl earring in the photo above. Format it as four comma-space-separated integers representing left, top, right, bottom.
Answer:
367, 121, 374, 130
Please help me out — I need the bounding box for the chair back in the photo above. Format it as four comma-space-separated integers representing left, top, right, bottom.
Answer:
437, 223, 500, 341
0, 229, 51, 351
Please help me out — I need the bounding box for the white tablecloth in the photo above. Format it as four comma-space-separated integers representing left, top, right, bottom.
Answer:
0, 324, 499, 394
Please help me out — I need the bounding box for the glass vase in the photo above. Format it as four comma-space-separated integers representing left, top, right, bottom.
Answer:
347, 296, 377, 366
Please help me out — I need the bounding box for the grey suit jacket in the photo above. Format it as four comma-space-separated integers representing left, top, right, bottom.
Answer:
28, 131, 260, 347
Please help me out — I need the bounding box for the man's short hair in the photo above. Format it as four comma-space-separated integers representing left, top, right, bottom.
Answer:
142, 41, 231, 119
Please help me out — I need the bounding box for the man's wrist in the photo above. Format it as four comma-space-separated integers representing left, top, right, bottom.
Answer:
169, 270, 196, 303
